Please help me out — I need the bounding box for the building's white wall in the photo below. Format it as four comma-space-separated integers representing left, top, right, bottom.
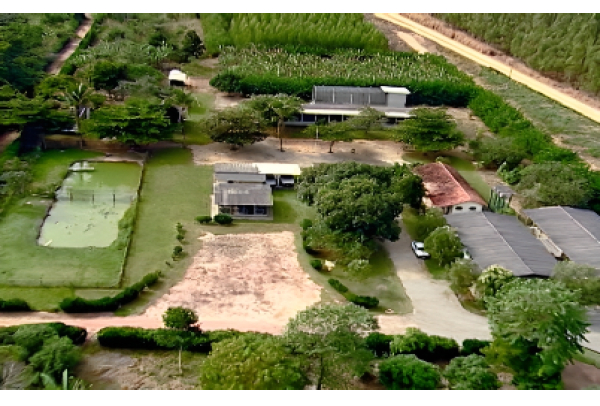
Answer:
387, 94, 407, 108
450, 202, 483, 214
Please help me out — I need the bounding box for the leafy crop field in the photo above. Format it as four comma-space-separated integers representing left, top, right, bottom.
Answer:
211, 46, 477, 105
201, 13, 388, 55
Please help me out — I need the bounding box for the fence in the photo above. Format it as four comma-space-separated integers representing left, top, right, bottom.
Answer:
55, 189, 136, 205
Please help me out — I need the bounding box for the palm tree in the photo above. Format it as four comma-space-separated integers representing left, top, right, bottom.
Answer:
63, 83, 93, 133
41, 369, 88, 390
167, 89, 196, 142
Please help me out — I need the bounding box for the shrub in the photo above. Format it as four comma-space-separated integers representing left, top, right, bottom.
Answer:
0, 298, 31, 311
310, 259, 323, 271
347, 294, 379, 309
328, 278, 349, 294
196, 215, 212, 224
447, 259, 478, 295
444, 354, 500, 390
461, 339, 491, 356
176, 233, 184, 242
59, 271, 161, 313
402, 206, 446, 242
0, 323, 87, 346
390, 328, 459, 361
213, 213, 233, 225
28, 336, 82, 381
172, 245, 184, 260
379, 354, 441, 390
475, 265, 514, 300
300, 218, 313, 230
365, 332, 393, 357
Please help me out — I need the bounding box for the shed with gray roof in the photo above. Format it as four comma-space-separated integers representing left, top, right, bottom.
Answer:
213, 183, 273, 219
523, 206, 600, 269
445, 212, 557, 277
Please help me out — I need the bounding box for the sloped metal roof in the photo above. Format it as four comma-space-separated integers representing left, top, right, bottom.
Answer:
214, 173, 266, 183
524, 206, 600, 268
446, 212, 557, 277
214, 183, 273, 206
214, 163, 258, 174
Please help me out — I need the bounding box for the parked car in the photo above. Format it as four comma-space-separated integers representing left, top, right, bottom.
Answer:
462, 248, 472, 260
279, 175, 295, 187
265, 174, 277, 188
411, 241, 431, 259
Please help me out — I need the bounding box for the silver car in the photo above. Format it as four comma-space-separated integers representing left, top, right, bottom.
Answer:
411, 241, 431, 260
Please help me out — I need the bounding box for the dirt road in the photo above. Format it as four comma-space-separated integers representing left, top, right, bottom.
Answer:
46, 16, 93, 75
374, 13, 600, 125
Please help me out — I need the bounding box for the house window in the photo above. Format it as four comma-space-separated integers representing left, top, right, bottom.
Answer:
469, 206, 477, 211
455, 206, 463, 211
255, 206, 267, 215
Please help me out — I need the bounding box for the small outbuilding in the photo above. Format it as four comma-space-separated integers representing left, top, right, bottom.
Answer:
413, 162, 487, 214
168, 69, 188, 87
213, 183, 273, 220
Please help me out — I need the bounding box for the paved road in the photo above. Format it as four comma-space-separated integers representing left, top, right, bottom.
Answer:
377, 225, 491, 343
374, 13, 600, 125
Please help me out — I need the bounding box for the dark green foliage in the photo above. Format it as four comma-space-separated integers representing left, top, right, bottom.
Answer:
444, 354, 500, 390
195, 215, 212, 224
211, 46, 477, 107
347, 294, 379, 309
162, 307, 198, 330
0, 323, 86, 347
310, 259, 323, 270
472, 137, 527, 170
378, 354, 441, 390
551, 261, 600, 306
461, 339, 491, 356
0, 298, 31, 311
300, 218, 313, 230
181, 30, 204, 60
401, 206, 446, 242
424, 227, 463, 267
447, 259, 478, 295
365, 332, 393, 357
88, 61, 128, 91
390, 328, 460, 361
97, 327, 211, 352
394, 108, 465, 152
201, 13, 388, 54
172, 245, 183, 259
213, 213, 233, 225
59, 271, 161, 312
200, 105, 267, 148
28, 336, 81, 381
13, 325, 59, 360
328, 278, 349, 294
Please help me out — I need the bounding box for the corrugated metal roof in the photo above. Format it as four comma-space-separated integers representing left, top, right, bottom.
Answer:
214, 183, 273, 206
524, 206, 600, 268
446, 212, 557, 277
313, 86, 387, 105
414, 163, 488, 207
214, 173, 266, 183
214, 163, 258, 174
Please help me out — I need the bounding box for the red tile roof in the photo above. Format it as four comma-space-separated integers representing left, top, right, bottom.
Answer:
413, 162, 487, 208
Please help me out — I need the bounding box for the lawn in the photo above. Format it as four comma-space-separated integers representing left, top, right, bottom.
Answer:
117, 148, 213, 315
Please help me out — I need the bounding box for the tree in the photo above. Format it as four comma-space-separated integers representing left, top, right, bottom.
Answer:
552, 261, 600, 306
181, 30, 205, 60
485, 278, 590, 389
378, 354, 441, 390
63, 83, 94, 132
475, 265, 514, 300
201, 105, 267, 149
448, 259, 478, 296
88, 60, 128, 93
246, 94, 303, 151
472, 136, 527, 170
87, 97, 175, 145
401, 205, 446, 241
284, 304, 377, 389
345, 106, 385, 135
200, 334, 308, 390
303, 121, 352, 153
157, 307, 199, 374
444, 354, 500, 390
394, 108, 464, 152
424, 226, 463, 266
28, 336, 81, 382
12, 325, 58, 361
0, 85, 73, 130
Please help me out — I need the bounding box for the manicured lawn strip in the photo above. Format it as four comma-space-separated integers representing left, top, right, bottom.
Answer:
0, 287, 74, 311
117, 149, 213, 315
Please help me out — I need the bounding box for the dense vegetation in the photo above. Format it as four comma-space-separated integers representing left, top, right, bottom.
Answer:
0, 13, 83, 91
201, 13, 388, 55
437, 13, 600, 94
210, 46, 477, 105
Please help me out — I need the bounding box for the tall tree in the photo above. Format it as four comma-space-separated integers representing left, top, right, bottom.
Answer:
284, 304, 377, 390
302, 120, 352, 153
63, 83, 94, 132
346, 106, 385, 135
423, 226, 463, 266
156, 307, 199, 374
485, 278, 590, 389
181, 30, 205, 60
394, 108, 464, 152
246, 94, 303, 151
201, 105, 267, 149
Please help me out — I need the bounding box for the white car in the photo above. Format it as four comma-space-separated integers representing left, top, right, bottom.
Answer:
279, 175, 295, 187
411, 241, 431, 260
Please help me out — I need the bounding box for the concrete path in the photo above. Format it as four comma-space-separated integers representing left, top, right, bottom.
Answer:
377, 222, 491, 343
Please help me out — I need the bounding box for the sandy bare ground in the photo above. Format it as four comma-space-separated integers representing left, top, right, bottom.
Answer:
190, 137, 409, 167
142, 232, 321, 334
0, 130, 19, 154
46, 16, 93, 75
186, 76, 245, 110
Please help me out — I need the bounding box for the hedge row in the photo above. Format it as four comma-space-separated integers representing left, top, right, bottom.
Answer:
0, 298, 31, 312
96, 327, 257, 352
59, 271, 161, 313
0, 322, 87, 346
390, 328, 460, 362
327, 278, 379, 309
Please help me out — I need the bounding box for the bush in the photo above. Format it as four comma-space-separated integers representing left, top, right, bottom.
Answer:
0, 323, 87, 346
28, 336, 81, 381
390, 328, 459, 361
213, 213, 233, 225
365, 332, 393, 357
196, 215, 212, 224
347, 294, 379, 309
447, 259, 477, 295
379, 354, 441, 390
300, 218, 313, 230
0, 298, 31, 311
444, 354, 500, 390
475, 265, 514, 300
59, 271, 161, 313
310, 259, 323, 270
172, 245, 184, 259
402, 206, 447, 242
461, 339, 491, 356
328, 278, 349, 294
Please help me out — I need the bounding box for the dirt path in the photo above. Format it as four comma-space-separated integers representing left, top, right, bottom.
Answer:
377, 222, 491, 343
45, 15, 93, 75
0, 130, 19, 154
373, 13, 600, 126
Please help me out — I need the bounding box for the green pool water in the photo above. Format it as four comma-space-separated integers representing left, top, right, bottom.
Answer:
38, 162, 142, 248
